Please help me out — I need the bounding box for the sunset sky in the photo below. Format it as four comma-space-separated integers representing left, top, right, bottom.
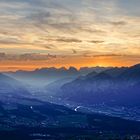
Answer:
0, 0, 140, 71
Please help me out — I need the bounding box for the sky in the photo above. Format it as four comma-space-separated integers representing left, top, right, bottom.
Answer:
0, 0, 140, 71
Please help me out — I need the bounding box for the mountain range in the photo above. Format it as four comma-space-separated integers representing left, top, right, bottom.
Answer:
5, 66, 111, 87
0, 73, 29, 99
6, 67, 80, 87
1, 64, 140, 139
4, 64, 140, 107
60, 64, 140, 106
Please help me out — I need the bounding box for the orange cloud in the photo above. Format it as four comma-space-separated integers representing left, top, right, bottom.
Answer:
0, 55, 140, 72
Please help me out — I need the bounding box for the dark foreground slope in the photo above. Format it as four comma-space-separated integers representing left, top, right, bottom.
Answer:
0, 96, 140, 140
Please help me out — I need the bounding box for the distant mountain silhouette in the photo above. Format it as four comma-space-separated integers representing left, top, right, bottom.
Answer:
6, 66, 112, 87
119, 64, 140, 81
5, 64, 140, 106
103, 67, 127, 77
60, 64, 140, 106
6, 67, 80, 87
45, 77, 75, 96
1, 65, 140, 138
0, 73, 30, 99
79, 66, 111, 75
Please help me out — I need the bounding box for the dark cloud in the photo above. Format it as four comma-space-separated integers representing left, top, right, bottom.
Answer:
19, 53, 56, 61
109, 21, 127, 26
0, 38, 30, 45
80, 28, 106, 34
72, 49, 77, 54
43, 45, 54, 50
0, 0, 139, 59
88, 40, 104, 44
56, 38, 82, 43
82, 53, 125, 58
37, 42, 56, 50
40, 36, 82, 43
47, 23, 81, 34
93, 54, 124, 57
0, 37, 23, 45
25, 11, 51, 32
0, 52, 6, 60
0, 36, 56, 50
0, 53, 57, 61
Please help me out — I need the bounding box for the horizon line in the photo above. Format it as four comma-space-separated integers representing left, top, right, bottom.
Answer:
2, 63, 140, 73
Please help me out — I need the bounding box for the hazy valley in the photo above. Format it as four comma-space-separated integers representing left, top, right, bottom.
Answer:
0, 64, 140, 139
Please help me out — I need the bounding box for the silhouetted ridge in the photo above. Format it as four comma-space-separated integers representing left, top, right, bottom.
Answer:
0, 73, 29, 96
68, 66, 78, 73
94, 72, 112, 80
86, 71, 97, 79
120, 63, 140, 81
60, 63, 140, 106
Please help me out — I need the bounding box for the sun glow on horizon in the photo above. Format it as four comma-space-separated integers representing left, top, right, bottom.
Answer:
0, 55, 139, 72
